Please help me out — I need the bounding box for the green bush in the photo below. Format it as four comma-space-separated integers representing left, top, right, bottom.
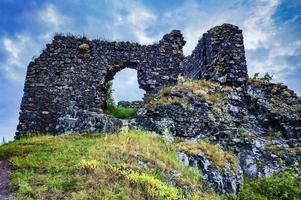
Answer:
238, 171, 301, 200
105, 81, 139, 119
106, 104, 138, 119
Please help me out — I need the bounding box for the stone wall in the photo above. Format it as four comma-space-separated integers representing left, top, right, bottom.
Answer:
16, 30, 186, 137
17, 23, 248, 137
184, 24, 248, 87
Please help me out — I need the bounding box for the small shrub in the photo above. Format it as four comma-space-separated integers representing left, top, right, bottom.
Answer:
239, 171, 301, 200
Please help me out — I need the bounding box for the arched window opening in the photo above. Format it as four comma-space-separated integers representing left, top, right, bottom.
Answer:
106, 68, 145, 119
112, 68, 144, 103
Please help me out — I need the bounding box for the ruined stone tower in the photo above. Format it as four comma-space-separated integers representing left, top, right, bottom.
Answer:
16, 23, 248, 138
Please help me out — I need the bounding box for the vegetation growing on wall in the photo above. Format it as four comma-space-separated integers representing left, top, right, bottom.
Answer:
105, 81, 139, 119
145, 80, 232, 109
173, 138, 238, 172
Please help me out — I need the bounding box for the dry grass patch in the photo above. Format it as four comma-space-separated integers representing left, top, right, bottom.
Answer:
146, 80, 230, 109
173, 139, 238, 172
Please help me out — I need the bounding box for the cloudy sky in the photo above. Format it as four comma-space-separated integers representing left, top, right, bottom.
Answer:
0, 0, 300, 141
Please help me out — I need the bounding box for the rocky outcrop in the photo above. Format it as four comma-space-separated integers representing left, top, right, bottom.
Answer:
132, 79, 301, 194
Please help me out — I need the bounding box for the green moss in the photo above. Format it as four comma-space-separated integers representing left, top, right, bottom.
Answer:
256, 161, 265, 171
238, 171, 301, 200
247, 102, 256, 112
267, 131, 283, 139
271, 85, 279, 94
1, 130, 219, 199
265, 142, 301, 160
78, 43, 89, 51
173, 139, 238, 172
266, 143, 285, 158
248, 78, 266, 87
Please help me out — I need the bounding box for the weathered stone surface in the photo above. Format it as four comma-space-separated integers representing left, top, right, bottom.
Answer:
16, 30, 186, 137
184, 24, 248, 87
17, 23, 247, 138
132, 79, 301, 193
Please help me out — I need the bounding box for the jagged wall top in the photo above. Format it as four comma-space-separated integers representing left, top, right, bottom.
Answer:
185, 23, 248, 87
16, 23, 248, 137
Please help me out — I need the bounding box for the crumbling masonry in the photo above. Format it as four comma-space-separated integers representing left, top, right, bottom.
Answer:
16, 24, 248, 137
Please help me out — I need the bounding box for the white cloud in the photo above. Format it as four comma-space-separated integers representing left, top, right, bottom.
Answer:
0, 35, 39, 81
0, 4, 71, 82
112, 68, 144, 102
39, 4, 69, 29
242, 0, 301, 82
243, 0, 279, 50
106, 1, 159, 44
247, 40, 301, 81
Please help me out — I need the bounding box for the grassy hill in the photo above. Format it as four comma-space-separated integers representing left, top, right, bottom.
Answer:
1, 129, 300, 200
0, 129, 219, 200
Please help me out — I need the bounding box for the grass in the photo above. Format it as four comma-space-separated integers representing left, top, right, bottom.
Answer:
145, 80, 231, 109
173, 139, 238, 172
106, 104, 138, 119
0, 130, 223, 200
104, 81, 139, 119
145, 97, 187, 109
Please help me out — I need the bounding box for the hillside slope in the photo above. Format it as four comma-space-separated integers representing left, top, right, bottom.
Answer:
0, 130, 222, 200
1, 129, 301, 200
